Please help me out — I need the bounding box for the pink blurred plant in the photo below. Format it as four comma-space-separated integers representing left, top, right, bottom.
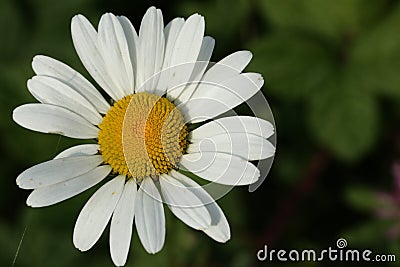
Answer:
374, 163, 400, 239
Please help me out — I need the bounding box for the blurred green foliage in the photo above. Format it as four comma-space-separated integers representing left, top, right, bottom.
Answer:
250, 0, 400, 161
2, 0, 400, 266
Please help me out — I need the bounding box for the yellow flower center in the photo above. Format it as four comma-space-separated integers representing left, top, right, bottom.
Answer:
98, 93, 188, 181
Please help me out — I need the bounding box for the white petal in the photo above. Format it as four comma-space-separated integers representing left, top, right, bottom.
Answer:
135, 178, 165, 254
177, 36, 215, 103
194, 51, 253, 88
218, 51, 252, 73
98, 13, 134, 96
32, 55, 110, 114
191, 116, 274, 140
197, 36, 215, 63
188, 133, 275, 160
54, 144, 100, 159
202, 203, 230, 243
136, 7, 165, 93
180, 152, 260, 186
155, 17, 185, 95
166, 14, 205, 100
169, 170, 230, 242
71, 14, 123, 100
159, 173, 211, 230
74, 175, 125, 251
179, 51, 253, 107
27, 165, 112, 207
162, 18, 185, 69
181, 73, 264, 123
110, 179, 137, 266
28, 76, 102, 125
16, 155, 104, 189
117, 16, 139, 93
13, 104, 99, 139
168, 14, 205, 72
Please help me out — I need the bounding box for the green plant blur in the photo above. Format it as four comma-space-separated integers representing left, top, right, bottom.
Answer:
1, 0, 400, 266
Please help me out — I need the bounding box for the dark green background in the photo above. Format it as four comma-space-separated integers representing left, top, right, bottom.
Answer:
1, 0, 400, 266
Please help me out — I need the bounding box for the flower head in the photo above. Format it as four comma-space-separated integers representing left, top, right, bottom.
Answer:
13, 6, 275, 266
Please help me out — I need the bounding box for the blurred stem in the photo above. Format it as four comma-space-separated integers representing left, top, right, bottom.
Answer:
260, 149, 330, 246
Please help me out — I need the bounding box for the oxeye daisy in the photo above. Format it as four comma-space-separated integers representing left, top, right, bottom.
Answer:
13, 6, 276, 266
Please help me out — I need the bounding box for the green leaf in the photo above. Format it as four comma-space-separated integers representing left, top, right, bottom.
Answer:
342, 220, 393, 247
308, 76, 379, 161
259, 0, 386, 41
345, 185, 379, 212
351, 3, 400, 98
248, 33, 334, 100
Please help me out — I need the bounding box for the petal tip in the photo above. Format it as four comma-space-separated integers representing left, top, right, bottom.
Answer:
71, 14, 83, 23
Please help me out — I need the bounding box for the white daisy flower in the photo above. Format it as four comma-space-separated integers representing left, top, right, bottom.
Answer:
13, 6, 275, 266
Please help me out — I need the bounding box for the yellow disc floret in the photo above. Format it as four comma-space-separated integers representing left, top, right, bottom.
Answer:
98, 93, 188, 180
